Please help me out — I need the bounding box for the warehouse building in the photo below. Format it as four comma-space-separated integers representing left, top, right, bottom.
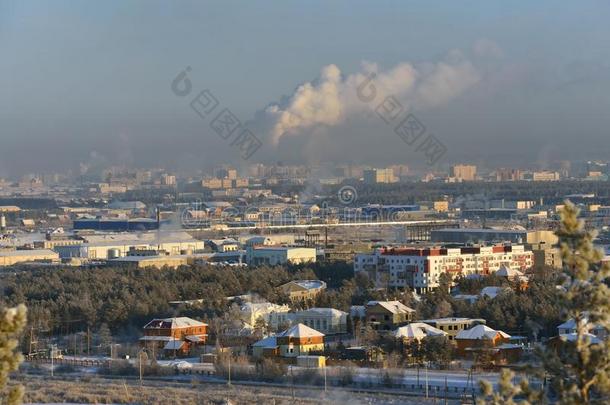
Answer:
0, 249, 60, 266
246, 246, 316, 266
54, 231, 203, 260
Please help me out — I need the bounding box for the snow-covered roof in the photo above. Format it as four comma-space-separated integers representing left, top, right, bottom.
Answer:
456, 324, 510, 340
283, 280, 326, 291
253, 336, 278, 348
394, 323, 447, 340
557, 315, 604, 332
366, 300, 415, 314
82, 231, 199, 245
164, 340, 185, 350
278, 323, 324, 338
453, 294, 479, 302
241, 301, 290, 314
480, 286, 509, 299
143, 317, 207, 329
495, 265, 524, 278
350, 305, 366, 318
558, 319, 578, 330
209, 238, 239, 245
108, 201, 146, 210
297, 308, 347, 317
559, 333, 601, 345
202, 201, 233, 208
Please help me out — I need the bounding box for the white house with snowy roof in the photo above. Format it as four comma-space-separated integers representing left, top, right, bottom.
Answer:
394, 322, 447, 341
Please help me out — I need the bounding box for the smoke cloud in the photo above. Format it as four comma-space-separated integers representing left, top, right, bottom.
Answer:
261, 49, 481, 147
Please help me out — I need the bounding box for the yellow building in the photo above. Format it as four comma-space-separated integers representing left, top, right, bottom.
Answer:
433, 201, 449, 212
0, 249, 60, 266
253, 324, 325, 359
110, 255, 188, 269
450, 165, 477, 181
420, 318, 486, 341
279, 280, 327, 302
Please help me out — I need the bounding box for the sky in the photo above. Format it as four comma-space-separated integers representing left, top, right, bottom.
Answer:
2, 0, 610, 176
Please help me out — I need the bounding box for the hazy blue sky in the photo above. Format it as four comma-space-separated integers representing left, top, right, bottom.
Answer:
2, 0, 610, 176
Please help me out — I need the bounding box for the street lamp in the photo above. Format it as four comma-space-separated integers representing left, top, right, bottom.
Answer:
138, 349, 148, 385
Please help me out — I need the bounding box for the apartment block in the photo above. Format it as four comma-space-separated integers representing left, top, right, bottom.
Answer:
354, 245, 533, 293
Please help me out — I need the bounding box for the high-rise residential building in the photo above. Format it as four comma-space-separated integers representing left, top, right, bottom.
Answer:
335, 165, 365, 179
161, 174, 176, 186
214, 167, 237, 180
248, 163, 266, 178
495, 168, 522, 182
531, 171, 561, 181
363, 168, 398, 184
388, 164, 410, 178
450, 164, 477, 181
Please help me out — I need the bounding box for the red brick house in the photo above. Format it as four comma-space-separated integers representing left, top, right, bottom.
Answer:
455, 324, 522, 363
455, 324, 510, 355
139, 317, 208, 357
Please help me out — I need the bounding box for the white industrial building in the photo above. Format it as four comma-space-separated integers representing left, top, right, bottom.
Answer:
246, 246, 316, 266
354, 245, 533, 292
54, 231, 203, 260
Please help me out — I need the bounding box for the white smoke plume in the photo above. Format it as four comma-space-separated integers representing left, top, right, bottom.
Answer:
263, 49, 481, 146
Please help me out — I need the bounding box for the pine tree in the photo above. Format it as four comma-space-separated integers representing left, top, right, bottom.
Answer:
478, 369, 543, 405
538, 201, 610, 403
0, 304, 27, 405
478, 201, 610, 404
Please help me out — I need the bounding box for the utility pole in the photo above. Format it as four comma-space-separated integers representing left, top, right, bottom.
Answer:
50, 345, 54, 377
324, 365, 327, 394
425, 363, 429, 399
291, 365, 295, 401
139, 350, 143, 385
227, 348, 231, 387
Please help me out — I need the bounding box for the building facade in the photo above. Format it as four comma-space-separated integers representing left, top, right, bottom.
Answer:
279, 280, 327, 302
293, 308, 348, 335
450, 165, 477, 181
364, 300, 415, 331
139, 317, 208, 357
363, 168, 398, 184
420, 318, 487, 341
247, 246, 316, 266
355, 245, 534, 292
0, 249, 60, 266
276, 324, 325, 357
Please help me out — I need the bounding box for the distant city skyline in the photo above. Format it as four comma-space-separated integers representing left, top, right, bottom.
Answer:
2, 1, 610, 176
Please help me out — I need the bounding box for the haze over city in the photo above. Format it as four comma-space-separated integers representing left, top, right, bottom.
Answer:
2, 1, 610, 176
2, 2, 610, 404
